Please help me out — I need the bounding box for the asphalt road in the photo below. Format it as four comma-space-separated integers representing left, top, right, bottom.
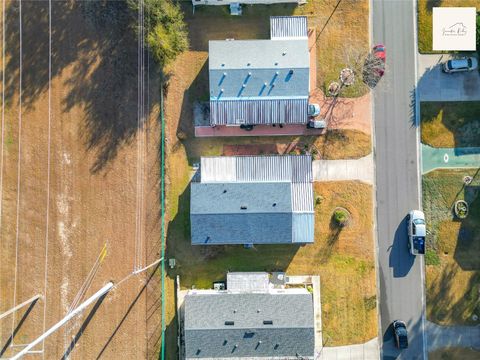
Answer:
372, 0, 426, 359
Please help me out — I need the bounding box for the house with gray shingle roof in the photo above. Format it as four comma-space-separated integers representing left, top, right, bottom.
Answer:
201, 16, 310, 132
183, 272, 315, 359
190, 154, 314, 245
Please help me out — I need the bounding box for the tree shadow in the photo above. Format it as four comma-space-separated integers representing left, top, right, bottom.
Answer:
318, 215, 343, 264
3, 0, 157, 173
388, 216, 414, 278
0, 297, 39, 356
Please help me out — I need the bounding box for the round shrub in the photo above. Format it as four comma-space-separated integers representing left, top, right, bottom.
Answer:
333, 208, 350, 227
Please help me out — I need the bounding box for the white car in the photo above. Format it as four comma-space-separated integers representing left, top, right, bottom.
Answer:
307, 119, 326, 129
406, 210, 426, 256
308, 104, 321, 117
442, 57, 478, 73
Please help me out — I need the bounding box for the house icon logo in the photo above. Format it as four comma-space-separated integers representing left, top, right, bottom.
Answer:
433, 7, 476, 51
442, 22, 467, 36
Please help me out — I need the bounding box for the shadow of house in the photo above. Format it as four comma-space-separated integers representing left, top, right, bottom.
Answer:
176, 59, 209, 142
388, 216, 414, 278
181, 3, 296, 52
166, 182, 300, 289
3, 1, 158, 173
417, 63, 480, 149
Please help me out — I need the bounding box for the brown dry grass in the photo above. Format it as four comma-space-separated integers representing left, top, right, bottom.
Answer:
423, 169, 480, 325
421, 102, 480, 148
164, 179, 377, 348
0, 2, 162, 359
183, 0, 370, 98
162, 2, 374, 354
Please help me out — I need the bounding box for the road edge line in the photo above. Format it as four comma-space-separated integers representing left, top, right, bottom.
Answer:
412, 0, 428, 359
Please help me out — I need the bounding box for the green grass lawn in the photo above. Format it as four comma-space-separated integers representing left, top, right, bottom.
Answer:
418, 0, 480, 53
421, 101, 480, 148
183, 0, 370, 98
423, 169, 480, 325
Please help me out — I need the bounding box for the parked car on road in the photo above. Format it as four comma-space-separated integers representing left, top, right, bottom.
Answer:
307, 104, 321, 117
393, 320, 408, 349
442, 57, 478, 73
406, 210, 426, 256
372, 44, 386, 77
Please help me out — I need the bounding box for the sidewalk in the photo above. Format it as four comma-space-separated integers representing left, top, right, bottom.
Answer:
313, 154, 374, 184
319, 338, 379, 360
422, 144, 480, 173
427, 321, 480, 352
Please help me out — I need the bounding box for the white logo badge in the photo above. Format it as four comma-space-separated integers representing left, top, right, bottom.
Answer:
433, 7, 476, 51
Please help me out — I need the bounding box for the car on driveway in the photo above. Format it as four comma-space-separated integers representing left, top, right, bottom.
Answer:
442, 57, 478, 73
406, 210, 426, 255
308, 104, 321, 117
307, 119, 326, 129
393, 320, 408, 349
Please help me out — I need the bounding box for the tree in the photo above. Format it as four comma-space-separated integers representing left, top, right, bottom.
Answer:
128, 0, 189, 68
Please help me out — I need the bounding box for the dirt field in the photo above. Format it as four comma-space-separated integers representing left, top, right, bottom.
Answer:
0, 2, 162, 359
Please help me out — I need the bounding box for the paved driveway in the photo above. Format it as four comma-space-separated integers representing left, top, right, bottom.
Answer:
418, 54, 480, 101
312, 154, 373, 183
427, 321, 480, 352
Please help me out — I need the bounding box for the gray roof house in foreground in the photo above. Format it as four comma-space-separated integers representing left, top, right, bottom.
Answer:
190, 155, 314, 245
209, 16, 310, 126
184, 272, 315, 359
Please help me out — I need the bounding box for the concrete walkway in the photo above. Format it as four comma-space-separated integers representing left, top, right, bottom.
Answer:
313, 154, 374, 184
427, 321, 480, 352
422, 144, 480, 173
319, 338, 379, 360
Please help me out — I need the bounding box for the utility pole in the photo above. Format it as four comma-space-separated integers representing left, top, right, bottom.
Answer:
10, 282, 113, 360
0, 295, 41, 321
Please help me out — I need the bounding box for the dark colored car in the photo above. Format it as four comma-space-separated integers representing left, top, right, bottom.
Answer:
393, 320, 408, 349
240, 124, 254, 131
373, 44, 386, 76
